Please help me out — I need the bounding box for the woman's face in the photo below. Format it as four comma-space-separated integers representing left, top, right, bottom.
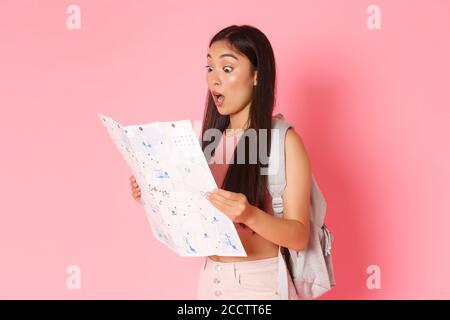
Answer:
206, 40, 257, 116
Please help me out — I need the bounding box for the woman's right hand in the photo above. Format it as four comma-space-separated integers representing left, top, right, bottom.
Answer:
130, 175, 141, 202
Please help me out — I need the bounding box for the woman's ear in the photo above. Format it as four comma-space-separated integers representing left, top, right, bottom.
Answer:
253, 70, 258, 86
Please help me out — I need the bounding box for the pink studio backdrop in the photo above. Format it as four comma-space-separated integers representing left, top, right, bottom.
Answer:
1, 0, 449, 299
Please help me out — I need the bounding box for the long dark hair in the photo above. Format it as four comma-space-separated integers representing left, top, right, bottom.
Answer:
201, 25, 277, 222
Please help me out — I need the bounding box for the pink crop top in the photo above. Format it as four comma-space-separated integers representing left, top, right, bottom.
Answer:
207, 130, 275, 233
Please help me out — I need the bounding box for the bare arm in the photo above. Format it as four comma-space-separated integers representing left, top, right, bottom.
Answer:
246, 128, 312, 251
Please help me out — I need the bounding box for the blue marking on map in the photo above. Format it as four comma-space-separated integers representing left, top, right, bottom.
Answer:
224, 232, 237, 250
185, 237, 196, 253
142, 140, 152, 149
153, 169, 170, 179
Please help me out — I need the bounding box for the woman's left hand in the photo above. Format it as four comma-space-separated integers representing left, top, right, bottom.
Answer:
205, 188, 256, 225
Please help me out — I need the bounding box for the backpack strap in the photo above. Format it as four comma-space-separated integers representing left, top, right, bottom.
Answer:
267, 113, 295, 300
267, 113, 292, 218
268, 114, 335, 299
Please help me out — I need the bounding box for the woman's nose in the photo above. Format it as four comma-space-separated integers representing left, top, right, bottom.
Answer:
211, 73, 221, 85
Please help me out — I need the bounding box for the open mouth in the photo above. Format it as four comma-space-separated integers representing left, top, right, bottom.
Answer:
213, 93, 225, 106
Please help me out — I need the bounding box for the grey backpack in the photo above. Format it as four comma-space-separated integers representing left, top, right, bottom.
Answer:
268, 113, 335, 300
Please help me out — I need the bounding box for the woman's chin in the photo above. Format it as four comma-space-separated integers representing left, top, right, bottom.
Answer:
215, 106, 228, 115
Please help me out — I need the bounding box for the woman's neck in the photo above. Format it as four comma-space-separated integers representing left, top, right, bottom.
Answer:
227, 103, 251, 131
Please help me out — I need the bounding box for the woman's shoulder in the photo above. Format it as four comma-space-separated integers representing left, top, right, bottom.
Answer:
285, 127, 307, 153
285, 127, 311, 172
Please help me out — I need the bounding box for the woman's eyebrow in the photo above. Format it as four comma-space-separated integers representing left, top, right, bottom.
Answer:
207, 53, 239, 61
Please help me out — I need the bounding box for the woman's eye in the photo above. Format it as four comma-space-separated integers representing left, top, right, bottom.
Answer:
204, 66, 233, 73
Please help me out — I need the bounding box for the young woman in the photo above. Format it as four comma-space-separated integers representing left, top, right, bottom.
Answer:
129, 25, 312, 300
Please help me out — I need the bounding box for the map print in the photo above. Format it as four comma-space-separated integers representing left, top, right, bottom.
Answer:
98, 113, 247, 257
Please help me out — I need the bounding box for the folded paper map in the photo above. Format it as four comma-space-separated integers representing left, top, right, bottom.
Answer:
98, 113, 247, 257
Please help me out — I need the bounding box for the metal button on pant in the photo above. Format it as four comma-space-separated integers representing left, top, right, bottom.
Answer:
213, 263, 223, 299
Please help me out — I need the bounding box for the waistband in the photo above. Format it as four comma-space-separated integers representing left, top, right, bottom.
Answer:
204, 256, 278, 271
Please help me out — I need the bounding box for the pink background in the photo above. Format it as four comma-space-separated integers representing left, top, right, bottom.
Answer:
1, 0, 449, 299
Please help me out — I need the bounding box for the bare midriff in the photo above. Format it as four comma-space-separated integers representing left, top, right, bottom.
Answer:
208, 230, 279, 262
